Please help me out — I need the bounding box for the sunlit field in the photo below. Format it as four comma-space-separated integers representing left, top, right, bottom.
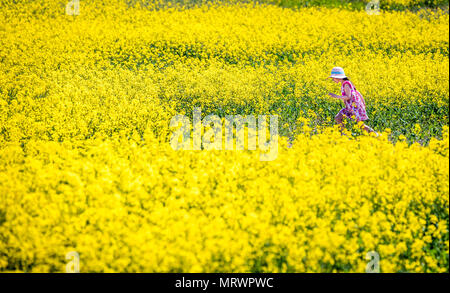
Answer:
0, 0, 448, 272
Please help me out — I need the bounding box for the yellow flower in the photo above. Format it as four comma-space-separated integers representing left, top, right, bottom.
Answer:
0, 0, 447, 273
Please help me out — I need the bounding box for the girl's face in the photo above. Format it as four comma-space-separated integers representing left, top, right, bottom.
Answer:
332, 78, 342, 83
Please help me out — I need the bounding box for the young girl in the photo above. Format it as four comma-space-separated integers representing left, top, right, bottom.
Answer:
327, 67, 376, 134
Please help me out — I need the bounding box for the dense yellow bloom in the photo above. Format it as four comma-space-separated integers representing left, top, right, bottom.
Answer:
0, 0, 448, 272
0, 128, 448, 272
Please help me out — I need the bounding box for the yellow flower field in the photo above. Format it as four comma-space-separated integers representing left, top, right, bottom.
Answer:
0, 0, 448, 272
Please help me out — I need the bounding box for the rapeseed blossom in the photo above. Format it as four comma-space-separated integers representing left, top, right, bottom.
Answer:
0, 0, 448, 272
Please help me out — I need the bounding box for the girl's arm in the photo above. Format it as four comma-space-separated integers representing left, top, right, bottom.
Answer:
328, 84, 352, 101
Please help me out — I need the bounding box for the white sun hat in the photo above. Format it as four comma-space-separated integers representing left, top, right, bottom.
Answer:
328, 67, 347, 79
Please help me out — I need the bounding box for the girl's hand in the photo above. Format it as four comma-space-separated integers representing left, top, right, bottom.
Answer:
328, 93, 337, 98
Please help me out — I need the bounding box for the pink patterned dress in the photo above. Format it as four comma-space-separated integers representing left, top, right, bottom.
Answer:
338, 80, 369, 121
